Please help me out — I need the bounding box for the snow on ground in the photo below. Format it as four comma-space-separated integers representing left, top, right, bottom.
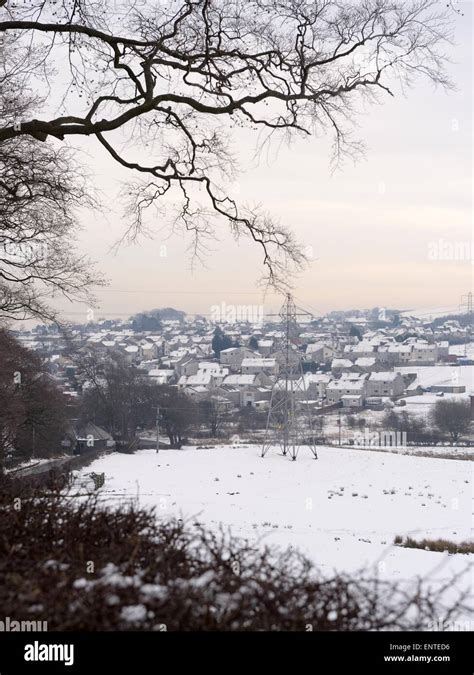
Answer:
450, 343, 474, 358
400, 394, 469, 422
399, 365, 473, 392
81, 445, 472, 597
400, 307, 462, 320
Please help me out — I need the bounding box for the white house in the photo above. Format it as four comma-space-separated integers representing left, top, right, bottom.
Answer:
366, 372, 405, 398
219, 346, 256, 370
306, 342, 337, 363
241, 357, 278, 376
326, 373, 368, 404
257, 339, 274, 356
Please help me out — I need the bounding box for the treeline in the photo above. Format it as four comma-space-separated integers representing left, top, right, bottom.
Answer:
0, 330, 67, 470
0, 328, 270, 471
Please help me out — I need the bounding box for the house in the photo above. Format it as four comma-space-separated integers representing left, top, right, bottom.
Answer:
179, 368, 227, 389
257, 339, 274, 356
340, 394, 364, 409
386, 344, 413, 366
344, 341, 376, 361
410, 341, 437, 365
305, 342, 337, 363
63, 423, 115, 455
222, 371, 270, 387
241, 357, 278, 376
366, 372, 405, 398
219, 346, 256, 370
121, 344, 141, 364
147, 369, 176, 385
326, 373, 368, 404
331, 358, 353, 376
183, 385, 209, 401
223, 373, 257, 388
215, 384, 241, 406
176, 357, 199, 378
197, 362, 229, 385
353, 357, 380, 372
436, 341, 450, 359
240, 386, 272, 408
303, 373, 331, 399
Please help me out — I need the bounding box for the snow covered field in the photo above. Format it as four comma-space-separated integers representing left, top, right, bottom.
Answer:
81, 445, 472, 599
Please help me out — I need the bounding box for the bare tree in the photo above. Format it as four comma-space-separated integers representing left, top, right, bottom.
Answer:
0, 33, 104, 322
0, 0, 454, 285
432, 399, 471, 443
0, 329, 68, 471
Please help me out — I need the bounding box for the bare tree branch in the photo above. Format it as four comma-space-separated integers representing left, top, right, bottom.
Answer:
0, 0, 455, 286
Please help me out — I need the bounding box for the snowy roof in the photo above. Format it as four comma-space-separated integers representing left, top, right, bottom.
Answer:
355, 357, 377, 367
352, 342, 375, 352
304, 373, 331, 383
332, 359, 353, 368
223, 374, 256, 386
306, 342, 325, 354
241, 358, 276, 367
186, 372, 213, 386
198, 361, 223, 371
340, 371, 368, 379
369, 371, 401, 381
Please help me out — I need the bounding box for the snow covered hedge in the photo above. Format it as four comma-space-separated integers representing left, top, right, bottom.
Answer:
0, 475, 470, 631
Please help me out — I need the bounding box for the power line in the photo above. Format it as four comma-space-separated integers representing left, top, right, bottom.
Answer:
91, 288, 269, 296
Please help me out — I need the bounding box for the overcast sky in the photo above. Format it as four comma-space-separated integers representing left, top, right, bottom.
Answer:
50, 1, 473, 324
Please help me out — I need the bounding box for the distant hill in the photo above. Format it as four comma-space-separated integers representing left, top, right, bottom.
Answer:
130, 307, 186, 331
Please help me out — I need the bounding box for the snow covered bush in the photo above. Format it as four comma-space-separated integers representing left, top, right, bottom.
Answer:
0, 474, 470, 631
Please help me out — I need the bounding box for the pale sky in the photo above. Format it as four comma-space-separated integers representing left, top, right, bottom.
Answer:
50, 1, 473, 324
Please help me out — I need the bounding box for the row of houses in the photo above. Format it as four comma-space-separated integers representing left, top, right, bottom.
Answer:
16, 309, 473, 417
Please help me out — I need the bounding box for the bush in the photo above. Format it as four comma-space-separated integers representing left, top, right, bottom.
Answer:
0, 475, 470, 631
432, 399, 472, 442
394, 536, 474, 555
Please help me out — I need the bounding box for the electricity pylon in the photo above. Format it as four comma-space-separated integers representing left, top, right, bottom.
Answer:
261, 293, 318, 461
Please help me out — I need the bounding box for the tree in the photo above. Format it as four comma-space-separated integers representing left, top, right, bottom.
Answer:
382, 409, 431, 442
78, 351, 149, 441
78, 352, 196, 447
0, 0, 454, 285
236, 405, 266, 433
432, 399, 471, 442
248, 336, 259, 351
349, 325, 362, 340
0, 34, 104, 323
153, 385, 197, 447
0, 329, 68, 470
211, 326, 234, 357
199, 397, 226, 438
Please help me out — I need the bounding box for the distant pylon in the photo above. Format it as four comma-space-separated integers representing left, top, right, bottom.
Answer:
261, 293, 318, 461
460, 292, 473, 314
